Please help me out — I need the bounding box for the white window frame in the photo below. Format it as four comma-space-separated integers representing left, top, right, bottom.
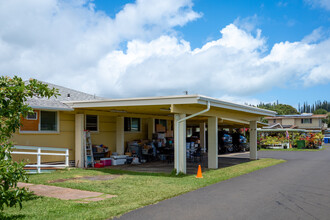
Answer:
26, 111, 38, 120
85, 114, 99, 132
19, 110, 60, 134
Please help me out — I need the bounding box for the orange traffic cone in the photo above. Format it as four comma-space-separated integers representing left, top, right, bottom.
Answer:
196, 165, 203, 178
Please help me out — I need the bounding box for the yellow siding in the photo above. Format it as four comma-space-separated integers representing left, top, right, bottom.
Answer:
12, 112, 75, 163
295, 118, 322, 129
282, 118, 295, 126
90, 115, 117, 153
12, 111, 150, 163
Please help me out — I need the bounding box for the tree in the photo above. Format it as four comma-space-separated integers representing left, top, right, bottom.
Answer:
313, 108, 328, 114
258, 103, 299, 115
0, 76, 58, 211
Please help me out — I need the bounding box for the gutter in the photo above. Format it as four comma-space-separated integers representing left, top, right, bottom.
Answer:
29, 106, 74, 111
175, 101, 211, 175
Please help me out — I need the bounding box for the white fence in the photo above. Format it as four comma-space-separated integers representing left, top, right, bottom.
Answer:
12, 145, 69, 174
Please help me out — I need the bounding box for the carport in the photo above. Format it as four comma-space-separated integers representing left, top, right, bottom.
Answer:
66, 95, 276, 174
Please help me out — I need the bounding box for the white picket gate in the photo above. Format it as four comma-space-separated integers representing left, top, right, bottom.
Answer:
12, 145, 69, 173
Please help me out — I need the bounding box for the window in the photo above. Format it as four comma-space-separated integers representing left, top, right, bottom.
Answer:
273, 119, 276, 123
20, 110, 58, 132
86, 115, 98, 131
301, 118, 312, 124
124, 117, 141, 132
26, 112, 37, 120
40, 111, 57, 131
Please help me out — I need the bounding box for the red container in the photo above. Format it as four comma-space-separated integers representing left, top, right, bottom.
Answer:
100, 158, 112, 166
94, 163, 104, 168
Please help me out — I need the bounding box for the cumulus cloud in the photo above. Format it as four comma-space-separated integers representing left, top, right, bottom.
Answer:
0, 0, 200, 93
0, 0, 330, 101
95, 23, 330, 97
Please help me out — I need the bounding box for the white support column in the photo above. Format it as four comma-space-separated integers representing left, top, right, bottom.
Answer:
174, 114, 186, 174
250, 120, 258, 160
116, 117, 125, 155
75, 114, 84, 168
208, 116, 218, 169
147, 118, 155, 140
200, 122, 206, 153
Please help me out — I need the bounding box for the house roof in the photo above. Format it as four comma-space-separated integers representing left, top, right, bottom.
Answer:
26, 81, 276, 126
263, 123, 283, 129
265, 114, 328, 120
64, 94, 277, 117
25, 81, 103, 110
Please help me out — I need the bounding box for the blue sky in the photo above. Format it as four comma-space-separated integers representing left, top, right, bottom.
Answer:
1, 0, 329, 108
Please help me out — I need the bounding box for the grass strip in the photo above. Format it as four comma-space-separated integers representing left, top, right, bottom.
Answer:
2, 158, 284, 220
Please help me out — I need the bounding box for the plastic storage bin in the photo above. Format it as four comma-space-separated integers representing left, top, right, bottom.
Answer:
100, 158, 112, 166
110, 155, 127, 165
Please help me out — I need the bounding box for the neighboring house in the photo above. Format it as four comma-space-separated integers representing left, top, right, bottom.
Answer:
265, 113, 328, 131
12, 81, 275, 174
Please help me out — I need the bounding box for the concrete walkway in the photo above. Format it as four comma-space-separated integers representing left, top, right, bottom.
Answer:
117, 146, 330, 220
18, 182, 116, 202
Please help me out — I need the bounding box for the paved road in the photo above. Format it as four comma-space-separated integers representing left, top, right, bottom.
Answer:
118, 146, 330, 220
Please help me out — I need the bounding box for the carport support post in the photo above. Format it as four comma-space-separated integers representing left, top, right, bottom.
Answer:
250, 120, 258, 160
147, 118, 155, 140
75, 114, 84, 168
116, 117, 125, 155
200, 122, 206, 153
174, 114, 186, 174
208, 116, 218, 169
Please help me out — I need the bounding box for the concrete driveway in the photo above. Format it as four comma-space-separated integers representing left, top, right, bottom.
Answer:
117, 146, 330, 220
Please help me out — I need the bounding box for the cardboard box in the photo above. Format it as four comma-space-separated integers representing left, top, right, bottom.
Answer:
166, 130, 173, 137
156, 124, 166, 132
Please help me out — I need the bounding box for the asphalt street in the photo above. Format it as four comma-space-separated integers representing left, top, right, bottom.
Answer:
117, 146, 330, 220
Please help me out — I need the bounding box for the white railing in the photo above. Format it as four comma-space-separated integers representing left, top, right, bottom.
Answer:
12, 145, 69, 174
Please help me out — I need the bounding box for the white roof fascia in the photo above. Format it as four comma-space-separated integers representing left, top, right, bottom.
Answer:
63, 94, 276, 116
222, 117, 249, 125
29, 106, 74, 111
196, 96, 276, 116
64, 95, 200, 108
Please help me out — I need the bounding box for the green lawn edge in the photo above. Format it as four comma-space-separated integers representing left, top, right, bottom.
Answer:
2, 158, 285, 220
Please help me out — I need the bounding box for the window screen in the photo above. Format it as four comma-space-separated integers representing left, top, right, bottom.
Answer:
301, 118, 312, 124
124, 117, 140, 131
40, 111, 57, 131
26, 112, 37, 120
86, 115, 98, 131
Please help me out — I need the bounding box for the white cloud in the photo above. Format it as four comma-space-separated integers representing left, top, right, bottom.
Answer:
218, 95, 261, 106
305, 0, 330, 10
302, 27, 325, 43
0, 0, 330, 103
233, 14, 259, 33
0, 0, 200, 93
94, 23, 330, 97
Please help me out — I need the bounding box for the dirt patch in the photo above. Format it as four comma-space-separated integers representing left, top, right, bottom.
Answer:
18, 182, 117, 202
49, 175, 119, 183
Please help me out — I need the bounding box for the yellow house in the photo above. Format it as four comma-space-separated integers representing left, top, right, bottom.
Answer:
265, 114, 328, 131
13, 82, 276, 174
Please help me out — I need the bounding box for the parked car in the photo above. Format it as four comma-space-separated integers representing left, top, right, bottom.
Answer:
239, 135, 249, 151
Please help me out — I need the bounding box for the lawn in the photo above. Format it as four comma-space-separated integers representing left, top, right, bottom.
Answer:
2, 158, 284, 220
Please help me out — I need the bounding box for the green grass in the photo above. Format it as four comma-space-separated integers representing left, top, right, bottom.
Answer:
2, 158, 284, 220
